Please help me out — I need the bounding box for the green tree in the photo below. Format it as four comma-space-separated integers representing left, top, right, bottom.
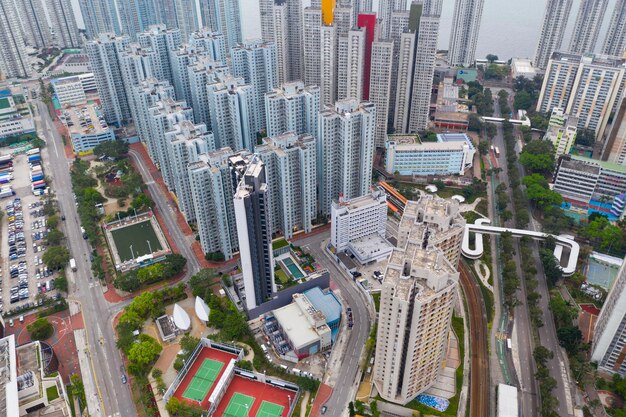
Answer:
557, 326, 582, 355
468, 114, 484, 132
45, 229, 64, 246
575, 128, 596, 147
42, 246, 70, 270
47, 214, 59, 229
533, 345, 554, 367
519, 140, 555, 173
189, 269, 218, 299
486, 54, 499, 63
93, 139, 129, 159
514, 90, 533, 110
486, 123, 497, 139
477, 141, 489, 155
127, 334, 162, 376
27, 318, 54, 340
114, 271, 140, 292
131, 194, 153, 211
54, 273, 68, 293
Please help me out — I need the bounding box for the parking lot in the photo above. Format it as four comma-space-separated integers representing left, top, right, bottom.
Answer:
1, 153, 59, 317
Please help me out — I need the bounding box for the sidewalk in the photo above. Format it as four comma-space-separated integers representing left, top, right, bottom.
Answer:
75, 328, 104, 417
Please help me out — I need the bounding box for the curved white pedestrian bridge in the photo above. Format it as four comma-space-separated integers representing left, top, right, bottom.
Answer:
462, 218, 579, 277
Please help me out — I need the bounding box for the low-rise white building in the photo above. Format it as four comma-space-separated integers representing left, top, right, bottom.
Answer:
331, 186, 391, 263
385, 133, 475, 176
0, 89, 35, 139
511, 58, 538, 79
51, 73, 97, 107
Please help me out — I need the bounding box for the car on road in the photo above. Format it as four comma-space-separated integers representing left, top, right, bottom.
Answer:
121, 374, 127, 384
321, 406, 327, 414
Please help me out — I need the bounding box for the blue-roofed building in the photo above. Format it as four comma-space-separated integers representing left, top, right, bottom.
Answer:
303, 287, 342, 341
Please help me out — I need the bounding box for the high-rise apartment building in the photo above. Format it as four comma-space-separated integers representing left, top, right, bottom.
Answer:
199, 0, 242, 51
118, 43, 159, 90
188, 148, 249, 260
545, 108, 578, 158
377, 0, 407, 40
153, 0, 178, 29
231, 40, 278, 136
320, 25, 338, 105
394, 1, 441, 133
117, 0, 159, 39
537, 52, 626, 141
188, 28, 227, 62
303, 8, 323, 88
85, 33, 131, 126
129, 78, 176, 161
369, 41, 394, 147
47, 0, 81, 48
318, 99, 376, 216
188, 57, 230, 129
448, 0, 484, 67
534, 0, 573, 69
569, 0, 609, 54
337, 28, 366, 102
602, 0, 626, 57
0, 2, 29, 78
137, 25, 182, 87
207, 75, 256, 152
260, 0, 304, 83
79, 0, 120, 39
387, 10, 410, 128
147, 98, 194, 189
357, 13, 376, 100
16, 0, 52, 48
167, 120, 214, 223
265, 82, 321, 139
234, 157, 276, 310
173, 0, 200, 40
592, 258, 626, 376
256, 133, 317, 239
374, 196, 465, 404
602, 99, 626, 165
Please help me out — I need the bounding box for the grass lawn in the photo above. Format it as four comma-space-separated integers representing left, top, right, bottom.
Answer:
272, 238, 289, 250
275, 268, 290, 284
46, 385, 59, 401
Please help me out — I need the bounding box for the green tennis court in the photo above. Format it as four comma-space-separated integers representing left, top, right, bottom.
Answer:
182, 359, 224, 402
224, 392, 255, 417
256, 400, 285, 417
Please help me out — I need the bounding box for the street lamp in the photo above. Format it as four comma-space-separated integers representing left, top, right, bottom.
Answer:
147, 240, 152, 254
130, 245, 134, 260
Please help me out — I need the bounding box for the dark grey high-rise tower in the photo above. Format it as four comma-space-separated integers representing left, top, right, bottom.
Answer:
602, 0, 626, 57
534, 0, 573, 69
569, 0, 609, 54
234, 157, 275, 310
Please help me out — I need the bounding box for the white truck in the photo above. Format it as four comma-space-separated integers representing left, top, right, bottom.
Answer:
70, 258, 77, 271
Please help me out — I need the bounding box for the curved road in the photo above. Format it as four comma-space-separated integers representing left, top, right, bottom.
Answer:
459, 261, 489, 417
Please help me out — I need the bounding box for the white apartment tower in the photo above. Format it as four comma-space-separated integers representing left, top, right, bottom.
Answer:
369, 41, 394, 147
602, 0, 626, 57
337, 28, 366, 102
318, 99, 376, 216
79, 0, 119, 39
136, 25, 183, 87
320, 25, 338, 106
545, 108, 579, 158
373, 196, 465, 405
603, 99, 626, 165
188, 148, 249, 260
199, 0, 242, 51
188, 57, 230, 129
188, 28, 227, 62
378, 0, 407, 39
206, 75, 256, 152
569, 0, 609, 54
260, 0, 304, 83
592, 258, 626, 376
331, 186, 387, 251
166, 120, 214, 223
448, 0, 485, 67
17, 0, 52, 48
534, 0, 573, 70
394, 1, 441, 133
130, 78, 176, 162
303, 8, 323, 88
147, 98, 194, 189
47, 0, 81, 48
231, 40, 278, 136
265, 82, 321, 139
0, 2, 29, 79
537, 52, 626, 141
234, 157, 276, 310
256, 133, 317, 239
85, 33, 131, 126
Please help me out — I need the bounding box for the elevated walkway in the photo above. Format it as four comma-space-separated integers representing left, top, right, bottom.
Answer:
461, 218, 579, 276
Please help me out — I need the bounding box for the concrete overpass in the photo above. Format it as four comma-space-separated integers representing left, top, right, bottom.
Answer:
462, 218, 579, 276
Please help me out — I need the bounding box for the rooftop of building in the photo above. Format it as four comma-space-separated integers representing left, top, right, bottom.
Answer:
259, 132, 315, 154
64, 103, 110, 136
0, 335, 18, 417
433, 111, 470, 122
348, 234, 394, 262
332, 186, 386, 211
550, 51, 626, 68
511, 58, 537, 74
303, 287, 342, 324
560, 155, 625, 174
273, 302, 323, 349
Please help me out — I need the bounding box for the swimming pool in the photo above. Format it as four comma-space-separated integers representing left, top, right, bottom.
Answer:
283, 257, 305, 279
